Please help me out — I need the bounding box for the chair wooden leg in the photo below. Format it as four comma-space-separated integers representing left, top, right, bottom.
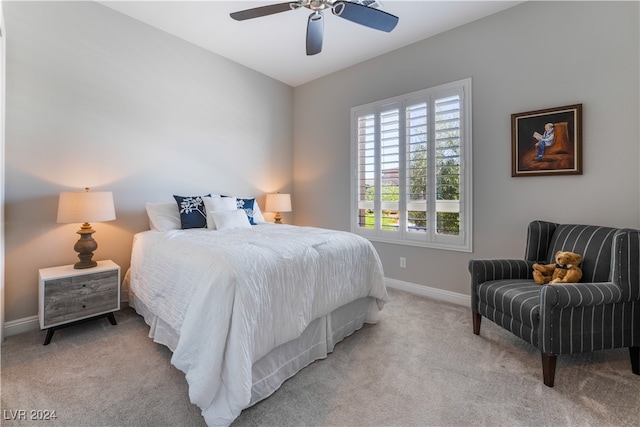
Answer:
541, 352, 557, 387
472, 311, 481, 335
631, 347, 639, 375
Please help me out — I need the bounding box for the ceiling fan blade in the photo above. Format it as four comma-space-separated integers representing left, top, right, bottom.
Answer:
333, 1, 398, 32
306, 12, 324, 56
230, 2, 299, 21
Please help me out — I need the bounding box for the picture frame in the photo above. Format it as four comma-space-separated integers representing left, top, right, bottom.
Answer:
511, 104, 582, 177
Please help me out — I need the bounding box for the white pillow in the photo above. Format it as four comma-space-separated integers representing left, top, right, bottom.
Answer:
211, 209, 252, 231
203, 197, 237, 230
145, 202, 181, 231
209, 196, 237, 211
252, 201, 266, 223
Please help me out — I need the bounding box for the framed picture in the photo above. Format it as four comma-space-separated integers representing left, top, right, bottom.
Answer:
511, 104, 582, 177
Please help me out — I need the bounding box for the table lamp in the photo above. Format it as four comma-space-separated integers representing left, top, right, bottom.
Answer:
265, 193, 291, 224
57, 187, 116, 269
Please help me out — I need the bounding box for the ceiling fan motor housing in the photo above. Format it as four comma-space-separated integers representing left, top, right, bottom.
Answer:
302, 0, 334, 12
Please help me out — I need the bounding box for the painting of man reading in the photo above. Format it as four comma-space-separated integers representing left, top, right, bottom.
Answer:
511, 104, 582, 177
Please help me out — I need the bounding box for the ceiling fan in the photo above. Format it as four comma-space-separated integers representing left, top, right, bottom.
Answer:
230, 0, 399, 56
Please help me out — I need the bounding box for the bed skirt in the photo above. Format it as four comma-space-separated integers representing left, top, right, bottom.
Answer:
128, 288, 377, 409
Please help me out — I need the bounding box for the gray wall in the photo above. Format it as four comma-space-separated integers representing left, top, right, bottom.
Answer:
3, 1, 639, 324
293, 1, 640, 295
3, 1, 294, 322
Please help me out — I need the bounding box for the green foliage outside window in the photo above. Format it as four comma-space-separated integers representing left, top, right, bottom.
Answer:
436, 139, 460, 235
361, 140, 460, 234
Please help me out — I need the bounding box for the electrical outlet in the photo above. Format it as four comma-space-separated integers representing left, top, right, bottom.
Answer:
400, 257, 406, 268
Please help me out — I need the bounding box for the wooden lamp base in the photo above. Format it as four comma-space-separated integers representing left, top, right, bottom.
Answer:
73, 223, 98, 269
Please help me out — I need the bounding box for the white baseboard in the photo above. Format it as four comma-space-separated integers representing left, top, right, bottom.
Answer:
3, 315, 39, 338
385, 277, 470, 306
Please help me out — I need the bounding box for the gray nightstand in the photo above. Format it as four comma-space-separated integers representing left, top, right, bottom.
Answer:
38, 260, 120, 345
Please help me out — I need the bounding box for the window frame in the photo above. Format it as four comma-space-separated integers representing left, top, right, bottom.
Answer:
350, 78, 473, 252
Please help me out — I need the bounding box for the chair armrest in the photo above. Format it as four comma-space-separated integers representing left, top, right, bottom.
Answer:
539, 282, 628, 355
469, 259, 534, 313
540, 282, 623, 309
468, 259, 534, 285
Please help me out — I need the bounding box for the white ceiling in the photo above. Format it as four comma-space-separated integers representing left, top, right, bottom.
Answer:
100, 1, 523, 87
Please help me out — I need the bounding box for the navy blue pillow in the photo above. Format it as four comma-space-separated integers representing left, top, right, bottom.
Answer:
173, 194, 210, 229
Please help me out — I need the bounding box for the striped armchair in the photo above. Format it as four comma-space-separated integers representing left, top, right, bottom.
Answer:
469, 220, 640, 387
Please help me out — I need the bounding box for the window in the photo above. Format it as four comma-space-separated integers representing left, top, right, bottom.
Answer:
350, 78, 472, 252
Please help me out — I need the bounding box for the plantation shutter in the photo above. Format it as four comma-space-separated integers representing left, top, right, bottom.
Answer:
351, 78, 471, 251
405, 102, 428, 234
356, 114, 375, 230
434, 94, 461, 236
379, 108, 400, 232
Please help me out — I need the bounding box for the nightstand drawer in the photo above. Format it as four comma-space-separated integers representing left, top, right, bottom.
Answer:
39, 260, 121, 330
44, 286, 119, 326
44, 270, 118, 300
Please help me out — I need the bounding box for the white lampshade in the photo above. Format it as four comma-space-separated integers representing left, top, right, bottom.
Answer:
265, 193, 292, 213
57, 188, 116, 224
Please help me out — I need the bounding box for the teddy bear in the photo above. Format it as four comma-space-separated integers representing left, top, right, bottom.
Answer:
532, 251, 583, 285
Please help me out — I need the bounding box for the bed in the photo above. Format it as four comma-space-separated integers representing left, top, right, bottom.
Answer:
124, 222, 387, 426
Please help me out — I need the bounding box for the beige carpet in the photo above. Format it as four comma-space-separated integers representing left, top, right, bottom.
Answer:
1, 288, 638, 426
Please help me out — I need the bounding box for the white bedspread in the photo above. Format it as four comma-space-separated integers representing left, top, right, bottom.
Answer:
126, 224, 387, 426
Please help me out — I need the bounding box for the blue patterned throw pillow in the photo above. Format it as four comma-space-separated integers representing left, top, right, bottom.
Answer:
173, 194, 210, 229
221, 195, 265, 225
236, 198, 257, 225
236, 197, 259, 225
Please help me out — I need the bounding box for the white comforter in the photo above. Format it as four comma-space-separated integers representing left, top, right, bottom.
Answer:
126, 224, 387, 426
